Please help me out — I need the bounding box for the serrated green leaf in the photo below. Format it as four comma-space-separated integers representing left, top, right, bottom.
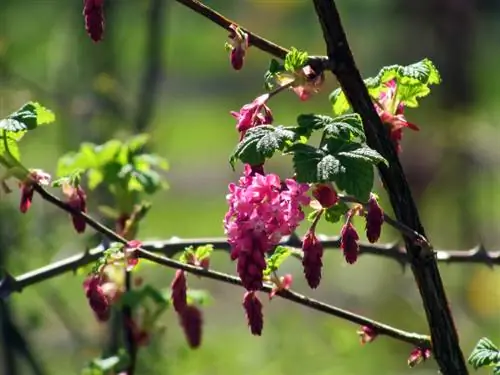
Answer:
179, 246, 196, 264
126, 133, 150, 153
284, 47, 308, 72
230, 125, 296, 168
195, 244, 213, 261
329, 87, 351, 116
264, 59, 285, 91
0, 102, 55, 138
318, 113, 366, 142
264, 246, 292, 276
468, 337, 500, 370
324, 201, 349, 223
330, 59, 441, 115
291, 141, 380, 200
0, 132, 21, 163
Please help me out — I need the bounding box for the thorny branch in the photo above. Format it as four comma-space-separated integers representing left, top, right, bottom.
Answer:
0, 185, 433, 349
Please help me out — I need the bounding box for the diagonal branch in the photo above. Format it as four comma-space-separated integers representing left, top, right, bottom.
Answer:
310, 0, 468, 373
9, 186, 430, 349
174, 0, 328, 66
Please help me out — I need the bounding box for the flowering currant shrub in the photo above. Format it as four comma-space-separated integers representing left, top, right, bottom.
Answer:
4, 2, 493, 373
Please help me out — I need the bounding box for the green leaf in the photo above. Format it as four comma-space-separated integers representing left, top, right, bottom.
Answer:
468, 338, 500, 370
296, 113, 366, 143
195, 244, 213, 261
126, 133, 150, 153
329, 59, 441, 115
324, 201, 349, 223
230, 125, 296, 168
284, 47, 308, 72
329, 87, 352, 116
179, 246, 196, 264
264, 246, 292, 276
0, 102, 55, 134
0, 132, 21, 163
264, 58, 285, 91
291, 140, 383, 200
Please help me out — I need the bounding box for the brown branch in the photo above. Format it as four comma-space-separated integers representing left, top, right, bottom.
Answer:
310, 0, 468, 373
20, 185, 430, 349
173, 0, 328, 67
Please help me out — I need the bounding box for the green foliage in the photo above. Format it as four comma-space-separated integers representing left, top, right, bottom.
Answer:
264, 246, 292, 276
230, 125, 296, 169
468, 337, 500, 373
81, 349, 130, 375
329, 58, 441, 115
57, 134, 168, 211
324, 201, 350, 223
229, 109, 385, 201
180, 244, 214, 264
290, 139, 383, 201
186, 289, 213, 306
297, 113, 366, 142
264, 58, 286, 91
0, 102, 55, 169
284, 47, 308, 72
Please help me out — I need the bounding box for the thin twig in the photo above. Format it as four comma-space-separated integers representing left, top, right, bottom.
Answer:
2, 235, 498, 301
173, 0, 328, 67
22, 185, 430, 348
311, 0, 468, 373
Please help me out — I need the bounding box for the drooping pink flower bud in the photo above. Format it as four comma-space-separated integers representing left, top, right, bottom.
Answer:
171, 270, 187, 313
18, 169, 51, 214
365, 194, 384, 243
292, 65, 325, 101
312, 183, 338, 208
83, 275, 111, 322
179, 305, 203, 349
83, 0, 105, 42
340, 221, 359, 264
301, 229, 324, 289
125, 240, 142, 271
63, 183, 87, 233
243, 291, 263, 336
237, 247, 267, 291
407, 347, 432, 367
357, 325, 378, 344
230, 94, 272, 140
269, 273, 292, 299
227, 24, 249, 71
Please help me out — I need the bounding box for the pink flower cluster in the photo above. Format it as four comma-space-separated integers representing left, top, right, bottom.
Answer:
224, 165, 310, 292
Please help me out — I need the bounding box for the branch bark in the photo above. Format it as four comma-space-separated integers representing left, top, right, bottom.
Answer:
311, 0, 468, 373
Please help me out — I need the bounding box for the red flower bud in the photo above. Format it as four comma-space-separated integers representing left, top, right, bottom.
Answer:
301, 229, 324, 289
243, 291, 263, 336
19, 186, 34, 213
199, 257, 210, 270
171, 270, 187, 313
357, 325, 378, 344
83, 0, 105, 42
407, 347, 431, 367
227, 24, 248, 71
179, 305, 203, 349
312, 183, 338, 208
269, 273, 292, 299
340, 222, 359, 264
365, 194, 384, 243
83, 275, 111, 322
67, 185, 87, 233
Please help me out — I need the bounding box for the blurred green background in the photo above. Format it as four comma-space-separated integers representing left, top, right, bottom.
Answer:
1, 0, 500, 374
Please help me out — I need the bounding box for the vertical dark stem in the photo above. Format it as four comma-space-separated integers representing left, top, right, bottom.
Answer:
310, 1, 468, 374
122, 272, 137, 375
123, 0, 167, 373
133, 0, 167, 133
0, 301, 18, 375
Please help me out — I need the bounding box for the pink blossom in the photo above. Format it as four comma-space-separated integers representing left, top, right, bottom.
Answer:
243, 291, 263, 335
227, 24, 249, 71
408, 347, 432, 367
340, 221, 360, 264
292, 65, 325, 101
365, 194, 384, 243
375, 79, 419, 153
18, 169, 51, 214
302, 229, 324, 289
83, 273, 120, 322
62, 183, 87, 233
312, 183, 338, 208
357, 325, 378, 344
230, 94, 273, 140
224, 166, 309, 291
